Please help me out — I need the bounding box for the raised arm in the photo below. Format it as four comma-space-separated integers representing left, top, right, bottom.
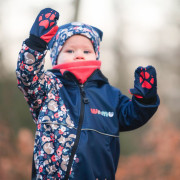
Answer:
16, 8, 59, 122
118, 66, 160, 131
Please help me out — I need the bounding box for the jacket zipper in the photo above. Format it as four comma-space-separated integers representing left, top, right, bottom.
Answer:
65, 84, 89, 180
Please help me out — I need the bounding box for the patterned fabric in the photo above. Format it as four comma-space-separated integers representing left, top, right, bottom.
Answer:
16, 42, 77, 179
49, 22, 103, 66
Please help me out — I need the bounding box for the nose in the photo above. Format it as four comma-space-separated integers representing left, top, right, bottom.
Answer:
75, 56, 85, 60
74, 51, 85, 61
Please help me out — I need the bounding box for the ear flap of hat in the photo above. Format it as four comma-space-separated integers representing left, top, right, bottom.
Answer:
91, 26, 103, 41
47, 24, 71, 50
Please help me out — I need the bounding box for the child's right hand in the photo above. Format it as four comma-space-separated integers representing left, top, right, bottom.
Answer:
30, 8, 59, 43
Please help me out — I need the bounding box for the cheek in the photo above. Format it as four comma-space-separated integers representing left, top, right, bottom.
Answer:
57, 54, 62, 64
57, 53, 70, 64
89, 53, 96, 60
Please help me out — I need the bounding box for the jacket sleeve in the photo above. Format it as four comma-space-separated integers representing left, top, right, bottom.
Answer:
16, 41, 52, 123
117, 93, 160, 132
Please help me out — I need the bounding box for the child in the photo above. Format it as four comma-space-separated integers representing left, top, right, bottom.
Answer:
16, 8, 160, 180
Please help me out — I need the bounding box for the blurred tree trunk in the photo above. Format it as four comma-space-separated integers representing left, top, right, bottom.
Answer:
73, 0, 81, 21
0, 50, 4, 78
0, 3, 4, 79
113, 0, 129, 94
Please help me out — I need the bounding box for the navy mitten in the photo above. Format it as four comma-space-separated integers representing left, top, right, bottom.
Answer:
30, 8, 59, 43
129, 66, 157, 101
25, 8, 59, 51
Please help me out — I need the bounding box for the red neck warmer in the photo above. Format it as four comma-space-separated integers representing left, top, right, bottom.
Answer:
53, 60, 101, 84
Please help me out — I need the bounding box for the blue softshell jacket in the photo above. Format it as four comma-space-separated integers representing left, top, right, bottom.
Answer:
16, 42, 160, 180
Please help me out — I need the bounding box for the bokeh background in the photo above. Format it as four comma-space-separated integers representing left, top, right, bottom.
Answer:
0, 0, 180, 179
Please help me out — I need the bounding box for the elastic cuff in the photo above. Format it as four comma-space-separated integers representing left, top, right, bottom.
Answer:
25, 34, 47, 52
135, 96, 157, 105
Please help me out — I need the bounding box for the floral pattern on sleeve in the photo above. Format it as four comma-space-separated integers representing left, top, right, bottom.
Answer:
16, 42, 78, 179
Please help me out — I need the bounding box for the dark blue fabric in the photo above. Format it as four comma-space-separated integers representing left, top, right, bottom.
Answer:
25, 34, 47, 52
49, 69, 160, 180
30, 8, 59, 39
130, 66, 157, 99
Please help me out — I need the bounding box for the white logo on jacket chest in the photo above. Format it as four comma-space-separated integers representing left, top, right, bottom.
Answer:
90, 108, 114, 117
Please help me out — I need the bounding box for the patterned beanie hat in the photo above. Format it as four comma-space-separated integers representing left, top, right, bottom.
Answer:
49, 22, 103, 66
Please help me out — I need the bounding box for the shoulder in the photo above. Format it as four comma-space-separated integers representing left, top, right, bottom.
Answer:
44, 70, 62, 86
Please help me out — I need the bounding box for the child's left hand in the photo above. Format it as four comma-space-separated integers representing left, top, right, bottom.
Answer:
129, 65, 157, 99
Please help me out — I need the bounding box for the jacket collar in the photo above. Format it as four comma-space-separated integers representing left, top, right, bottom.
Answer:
48, 68, 108, 85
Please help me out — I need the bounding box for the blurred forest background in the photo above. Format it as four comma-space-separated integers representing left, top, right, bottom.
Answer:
0, 0, 180, 179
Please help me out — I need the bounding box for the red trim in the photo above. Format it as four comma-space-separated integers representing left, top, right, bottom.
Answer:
128, 89, 143, 99
53, 61, 101, 84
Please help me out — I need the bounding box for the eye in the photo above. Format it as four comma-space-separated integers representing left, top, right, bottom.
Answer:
66, 50, 74, 53
84, 50, 90, 54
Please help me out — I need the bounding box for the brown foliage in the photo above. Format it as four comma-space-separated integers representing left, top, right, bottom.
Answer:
0, 126, 34, 180
116, 104, 180, 180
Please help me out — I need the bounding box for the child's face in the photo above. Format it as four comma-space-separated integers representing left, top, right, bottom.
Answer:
57, 35, 96, 64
